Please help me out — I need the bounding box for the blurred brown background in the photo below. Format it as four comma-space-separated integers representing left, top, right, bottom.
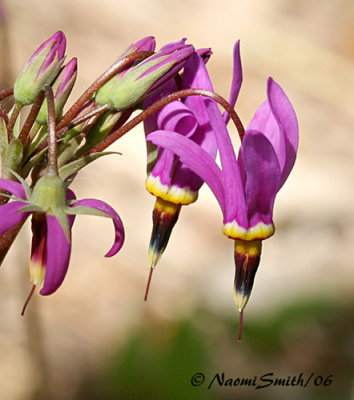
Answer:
0, 0, 353, 399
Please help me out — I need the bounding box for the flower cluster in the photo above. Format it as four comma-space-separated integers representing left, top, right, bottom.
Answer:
0, 32, 298, 337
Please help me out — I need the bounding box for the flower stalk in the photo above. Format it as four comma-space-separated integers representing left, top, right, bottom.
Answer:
88, 88, 244, 154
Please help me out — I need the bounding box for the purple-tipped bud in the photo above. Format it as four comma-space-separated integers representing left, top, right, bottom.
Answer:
36, 58, 77, 125
14, 31, 66, 105
95, 40, 194, 110
120, 36, 156, 59
196, 48, 212, 63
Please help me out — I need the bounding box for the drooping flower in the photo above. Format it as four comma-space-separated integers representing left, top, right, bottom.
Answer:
0, 172, 124, 309
142, 42, 242, 298
147, 77, 299, 334
14, 31, 66, 105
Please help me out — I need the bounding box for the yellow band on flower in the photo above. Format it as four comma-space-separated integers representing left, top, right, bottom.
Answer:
222, 220, 275, 241
145, 175, 198, 205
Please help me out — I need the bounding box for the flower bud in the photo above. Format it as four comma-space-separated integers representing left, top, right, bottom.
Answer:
36, 57, 77, 125
119, 36, 156, 59
14, 31, 66, 105
95, 41, 194, 110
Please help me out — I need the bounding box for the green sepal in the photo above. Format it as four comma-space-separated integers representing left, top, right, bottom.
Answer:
65, 205, 111, 219
58, 136, 83, 168
11, 114, 21, 139
21, 147, 47, 178
52, 208, 71, 242
58, 151, 119, 181
18, 204, 44, 213
28, 125, 47, 156
0, 117, 8, 161
76, 111, 122, 156
5, 168, 32, 199
2, 140, 23, 179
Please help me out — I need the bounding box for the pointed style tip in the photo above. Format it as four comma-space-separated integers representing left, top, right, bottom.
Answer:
21, 284, 36, 316
237, 309, 244, 342
144, 267, 154, 301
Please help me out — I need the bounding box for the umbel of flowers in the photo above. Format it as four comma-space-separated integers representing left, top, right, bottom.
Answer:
0, 32, 298, 339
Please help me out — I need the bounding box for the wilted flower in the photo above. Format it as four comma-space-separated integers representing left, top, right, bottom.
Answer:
14, 31, 66, 105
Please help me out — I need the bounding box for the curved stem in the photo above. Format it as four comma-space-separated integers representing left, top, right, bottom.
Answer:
57, 51, 153, 130
18, 91, 45, 144
57, 103, 110, 137
21, 284, 36, 316
0, 87, 13, 101
44, 86, 58, 174
0, 104, 8, 125
7, 101, 22, 140
88, 88, 245, 154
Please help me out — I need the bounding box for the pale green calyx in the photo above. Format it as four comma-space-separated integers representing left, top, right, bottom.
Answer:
31, 174, 67, 212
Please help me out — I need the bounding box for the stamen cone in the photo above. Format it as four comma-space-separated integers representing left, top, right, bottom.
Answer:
233, 239, 262, 312
147, 197, 181, 269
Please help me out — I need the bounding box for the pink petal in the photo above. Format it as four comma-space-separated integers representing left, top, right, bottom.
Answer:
240, 130, 281, 228
147, 130, 226, 214
267, 77, 299, 187
0, 201, 29, 235
224, 40, 243, 124
0, 179, 27, 199
40, 215, 72, 295
71, 198, 125, 257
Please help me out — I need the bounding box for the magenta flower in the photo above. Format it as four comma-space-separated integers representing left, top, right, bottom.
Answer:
142, 42, 242, 298
0, 174, 124, 302
14, 31, 66, 105
147, 77, 299, 319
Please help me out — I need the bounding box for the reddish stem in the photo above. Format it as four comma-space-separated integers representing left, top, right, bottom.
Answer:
57, 51, 153, 130
44, 86, 58, 174
56, 104, 110, 137
7, 101, 22, 140
21, 284, 36, 316
0, 87, 13, 101
18, 91, 45, 144
144, 267, 154, 301
0, 104, 8, 125
88, 88, 245, 154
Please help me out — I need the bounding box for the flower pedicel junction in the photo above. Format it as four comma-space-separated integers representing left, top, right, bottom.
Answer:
0, 32, 298, 340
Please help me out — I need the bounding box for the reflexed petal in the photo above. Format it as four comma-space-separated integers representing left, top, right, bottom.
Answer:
267, 78, 299, 187
241, 129, 281, 230
40, 215, 72, 295
247, 99, 286, 176
224, 40, 242, 124
0, 179, 27, 199
205, 101, 247, 225
147, 130, 226, 214
70, 198, 125, 257
157, 101, 198, 138
0, 201, 29, 235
